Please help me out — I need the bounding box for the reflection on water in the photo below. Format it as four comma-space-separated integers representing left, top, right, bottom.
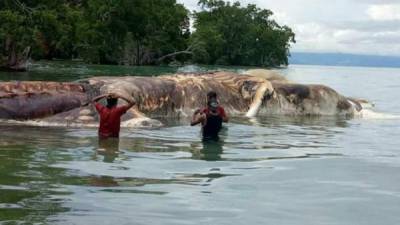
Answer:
0, 61, 255, 82
97, 138, 120, 163
192, 139, 225, 161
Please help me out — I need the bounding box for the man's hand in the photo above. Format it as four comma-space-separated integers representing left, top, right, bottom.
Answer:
199, 112, 206, 120
191, 109, 206, 126
81, 101, 90, 107
194, 109, 201, 115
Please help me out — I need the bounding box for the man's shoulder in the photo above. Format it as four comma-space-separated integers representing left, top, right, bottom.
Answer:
94, 102, 105, 111
217, 106, 227, 117
115, 105, 129, 114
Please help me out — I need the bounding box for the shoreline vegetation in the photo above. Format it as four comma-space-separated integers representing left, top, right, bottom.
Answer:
0, 0, 295, 72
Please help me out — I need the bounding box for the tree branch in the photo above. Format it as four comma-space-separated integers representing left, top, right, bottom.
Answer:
156, 49, 193, 63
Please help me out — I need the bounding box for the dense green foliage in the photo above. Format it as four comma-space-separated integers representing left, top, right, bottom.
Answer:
77, 0, 190, 65
0, 0, 295, 68
192, 0, 295, 66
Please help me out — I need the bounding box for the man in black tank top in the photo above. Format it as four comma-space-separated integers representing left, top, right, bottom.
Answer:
191, 91, 229, 140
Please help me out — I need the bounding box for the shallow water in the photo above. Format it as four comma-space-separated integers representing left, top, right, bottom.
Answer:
1, 63, 400, 224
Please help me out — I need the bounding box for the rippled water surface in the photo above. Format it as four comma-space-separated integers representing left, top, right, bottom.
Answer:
1, 63, 400, 224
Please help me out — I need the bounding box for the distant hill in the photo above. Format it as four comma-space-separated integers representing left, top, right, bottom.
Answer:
289, 52, 400, 68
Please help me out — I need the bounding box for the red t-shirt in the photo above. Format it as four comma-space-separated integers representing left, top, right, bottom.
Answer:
202, 106, 227, 118
95, 103, 129, 138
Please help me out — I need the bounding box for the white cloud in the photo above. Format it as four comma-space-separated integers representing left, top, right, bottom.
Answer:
270, 11, 291, 25
291, 22, 400, 56
293, 23, 340, 53
178, 0, 400, 56
367, 4, 400, 21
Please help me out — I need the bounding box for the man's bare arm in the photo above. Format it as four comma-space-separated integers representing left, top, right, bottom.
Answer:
191, 109, 205, 126
79, 94, 108, 107
220, 108, 229, 123
92, 94, 108, 103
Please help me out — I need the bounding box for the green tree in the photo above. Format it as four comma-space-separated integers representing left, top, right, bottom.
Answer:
192, 0, 295, 66
117, 0, 190, 65
0, 0, 295, 70
0, 0, 191, 68
0, 0, 83, 69
0, 0, 34, 70
77, 0, 190, 65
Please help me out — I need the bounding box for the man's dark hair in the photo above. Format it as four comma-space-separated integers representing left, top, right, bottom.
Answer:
106, 97, 118, 108
207, 91, 217, 99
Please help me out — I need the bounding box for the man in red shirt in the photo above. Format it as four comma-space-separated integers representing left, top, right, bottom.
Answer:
92, 93, 135, 138
191, 91, 229, 140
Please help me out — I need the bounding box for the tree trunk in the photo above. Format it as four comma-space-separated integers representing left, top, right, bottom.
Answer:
1, 39, 31, 72
136, 40, 141, 66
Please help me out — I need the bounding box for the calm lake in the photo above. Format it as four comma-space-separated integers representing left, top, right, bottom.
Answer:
1, 62, 400, 225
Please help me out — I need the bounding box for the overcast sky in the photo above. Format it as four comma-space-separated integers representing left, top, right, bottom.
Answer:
178, 0, 400, 56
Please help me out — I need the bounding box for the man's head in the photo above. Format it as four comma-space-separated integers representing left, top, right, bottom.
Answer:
106, 96, 118, 108
207, 91, 217, 102
207, 91, 219, 112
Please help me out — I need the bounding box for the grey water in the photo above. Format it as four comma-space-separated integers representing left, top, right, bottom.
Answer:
0, 63, 400, 225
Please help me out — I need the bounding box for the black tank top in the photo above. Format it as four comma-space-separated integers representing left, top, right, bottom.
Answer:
202, 114, 223, 139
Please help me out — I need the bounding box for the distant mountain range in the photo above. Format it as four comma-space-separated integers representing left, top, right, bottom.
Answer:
289, 52, 400, 68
